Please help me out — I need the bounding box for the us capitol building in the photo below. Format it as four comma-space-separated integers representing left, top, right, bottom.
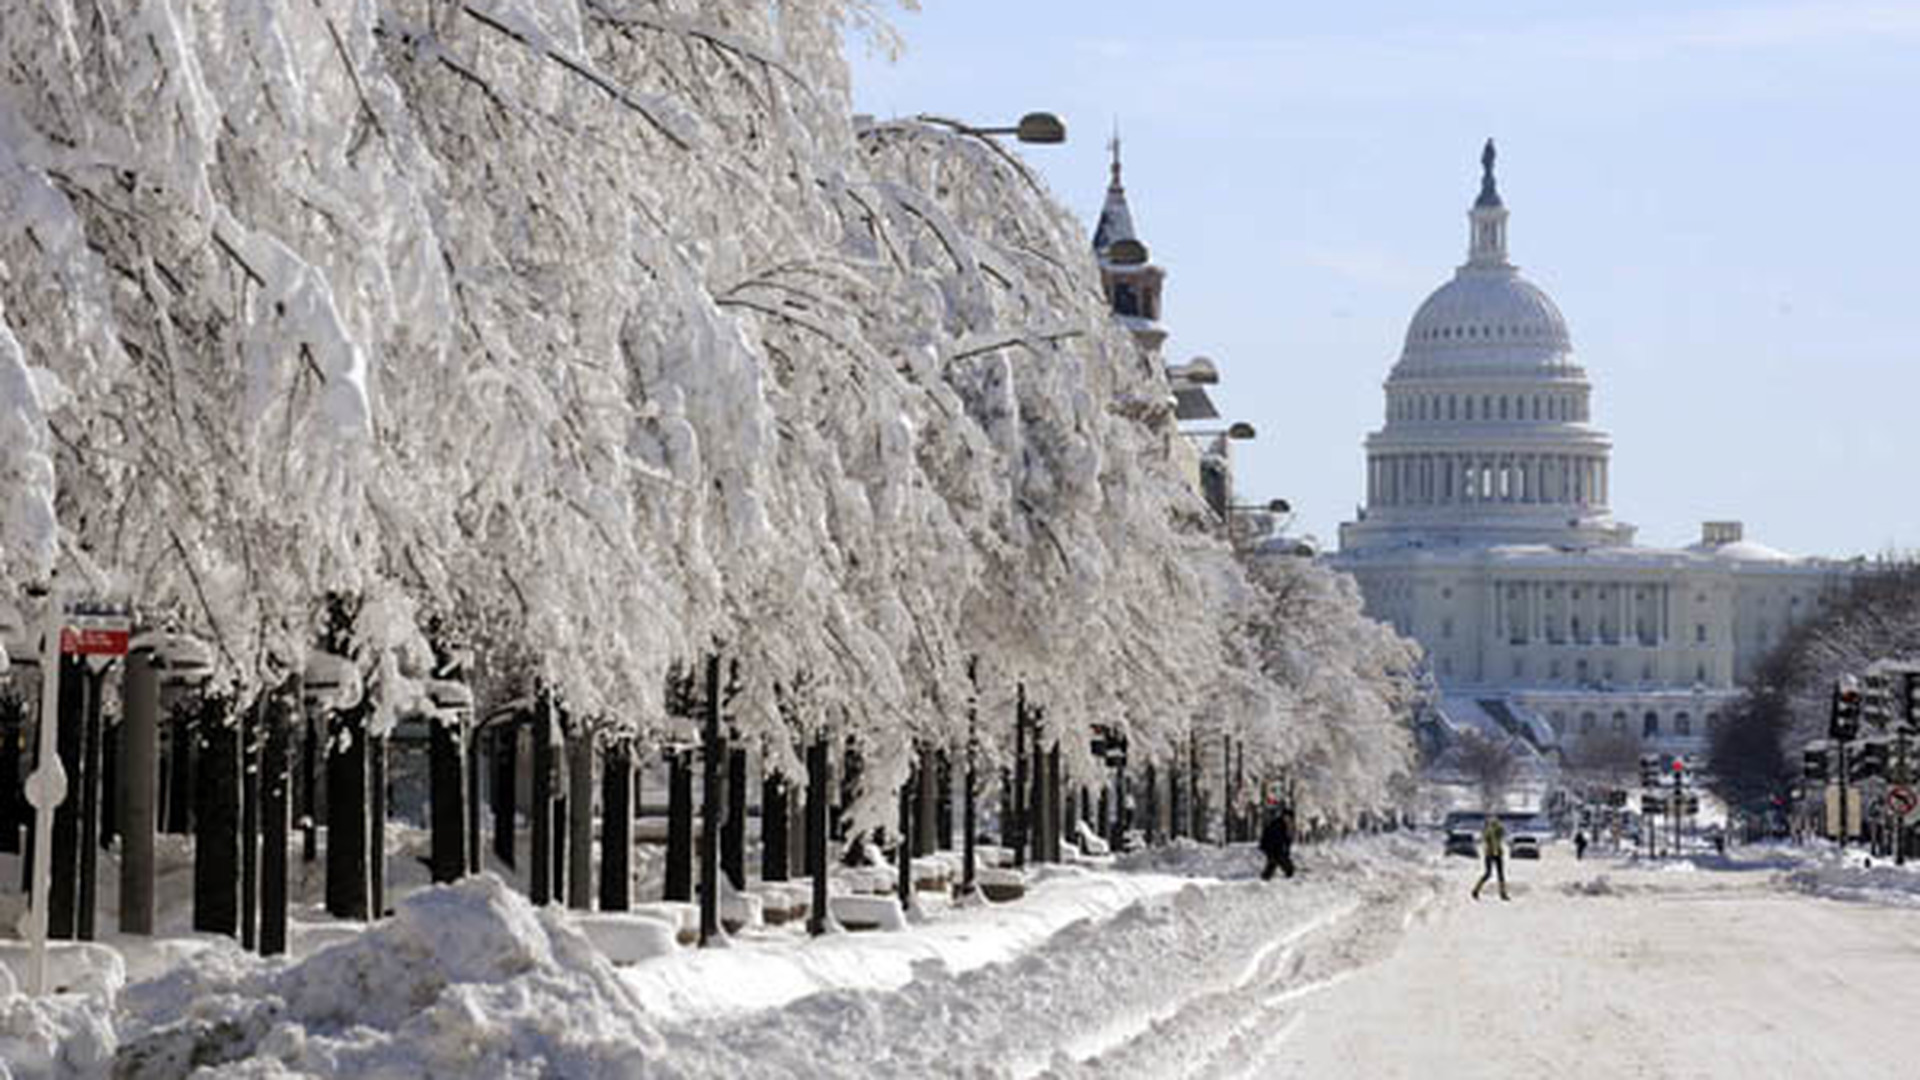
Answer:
1331, 142, 1854, 765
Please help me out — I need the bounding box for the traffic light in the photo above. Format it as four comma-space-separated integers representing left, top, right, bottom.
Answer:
1831, 678, 1863, 741
1905, 672, 1920, 731
1639, 753, 1661, 787
1850, 740, 1888, 782
1803, 746, 1829, 781
1864, 671, 1892, 726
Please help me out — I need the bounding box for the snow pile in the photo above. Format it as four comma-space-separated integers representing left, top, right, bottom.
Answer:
1561, 874, 1626, 897
1, 988, 118, 1080
1114, 833, 1433, 883
1776, 849, 1920, 909
644, 839, 1440, 1078
1115, 838, 1262, 880
112, 874, 663, 1077
0, 940, 127, 1078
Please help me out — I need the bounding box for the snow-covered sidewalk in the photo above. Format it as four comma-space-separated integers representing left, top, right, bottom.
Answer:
622, 863, 1200, 1024
0, 836, 1439, 1077
646, 837, 1442, 1079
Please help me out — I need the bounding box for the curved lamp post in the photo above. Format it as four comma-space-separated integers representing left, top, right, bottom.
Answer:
1183, 422, 1257, 441
914, 111, 1066, 144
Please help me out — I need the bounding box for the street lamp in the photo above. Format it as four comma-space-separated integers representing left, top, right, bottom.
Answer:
858, 112, 1067, 197
914, 111, 1067, 144
1226, 499, 1292, 551
1166, 356, 1219, 385
1183, 422, 1256, 440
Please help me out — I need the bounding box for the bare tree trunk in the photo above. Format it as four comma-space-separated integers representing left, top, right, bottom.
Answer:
165, 702, 193, 836
466, 727, 484, 875
721, 746, 747, 890
665, 748, 693, 902
369, 734, 388, 917
0, 694, 24, 855
599, 739, 631, 911
761, 771, 789, 883
194, 694, 240, 937
491, 721, 517, 870
568, 729, 594, 910
259, 677, 296, 956
429, 711, 467, 883
530, 699, 555, 905
805, 735, 829, 936
49, 656, 83, 939
896, 768, 913, 908
119, 651, 159, 936
699, 654, 722, 946
324, 700, 370, 920
915, 748, 938, 857
77, 664, 104, 940
239, 700, 258, 949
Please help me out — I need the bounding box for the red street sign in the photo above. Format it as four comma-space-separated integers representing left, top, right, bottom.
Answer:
60, 616, 131, 656
1889, 786, 1919, 822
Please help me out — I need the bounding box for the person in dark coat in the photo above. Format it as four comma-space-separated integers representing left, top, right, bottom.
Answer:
1260, 805, 1296, 881
1574, 830, 1589, 860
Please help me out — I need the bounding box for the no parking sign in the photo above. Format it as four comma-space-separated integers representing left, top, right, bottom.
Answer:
1888, 785, 1920, 827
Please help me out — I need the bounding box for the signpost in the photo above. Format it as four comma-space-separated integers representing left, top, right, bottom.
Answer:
24, 595, 130, 995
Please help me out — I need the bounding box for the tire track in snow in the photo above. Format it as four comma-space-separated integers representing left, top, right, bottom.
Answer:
1041, 897, 1363, 1074
646, 842, 1441, 1079
1061, 874, 1441, 1080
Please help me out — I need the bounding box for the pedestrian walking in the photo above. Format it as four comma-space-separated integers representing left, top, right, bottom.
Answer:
1260, 804, 1296, 881
1471, 816, 1509, 901
1574, 830, 1588, 860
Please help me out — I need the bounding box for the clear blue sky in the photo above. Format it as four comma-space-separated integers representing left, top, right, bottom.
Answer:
849, 0, 1920, 559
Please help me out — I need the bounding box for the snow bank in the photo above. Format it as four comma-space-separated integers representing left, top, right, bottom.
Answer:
1114, 834, 1433, 882
111, 874, 664, 1077
1775, 849, 1920, 909
620, 864, 1193, 1024
0, 991, 117, 1079
0, 941, 125, 1079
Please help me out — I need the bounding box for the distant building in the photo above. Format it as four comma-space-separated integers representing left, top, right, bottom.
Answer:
1331, 142, 1854, 766
1093, 137, 1237, 518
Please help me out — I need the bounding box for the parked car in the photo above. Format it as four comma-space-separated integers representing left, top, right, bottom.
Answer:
1445, 830, 1478, 857
1509, 835, 1542, 860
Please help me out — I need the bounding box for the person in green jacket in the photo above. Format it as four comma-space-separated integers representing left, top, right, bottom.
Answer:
1472, 816, 1510, 901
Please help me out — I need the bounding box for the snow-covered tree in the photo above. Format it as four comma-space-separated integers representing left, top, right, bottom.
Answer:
0, 0, 1421, 838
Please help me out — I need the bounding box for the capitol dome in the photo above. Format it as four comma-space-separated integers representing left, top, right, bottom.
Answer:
1398, 270, 1574, 374
1339, 140, 1631, 555
1393, 144, 1577, 379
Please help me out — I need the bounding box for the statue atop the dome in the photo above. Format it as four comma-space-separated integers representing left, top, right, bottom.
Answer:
1476, 138, 1502, 209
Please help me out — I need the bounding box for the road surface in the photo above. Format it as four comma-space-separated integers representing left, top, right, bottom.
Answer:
641, 838, 1920, 1078
1254, 843, 1920, 1079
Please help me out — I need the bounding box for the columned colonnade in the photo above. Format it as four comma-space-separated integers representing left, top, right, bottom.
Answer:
1367, 451, 1608, 508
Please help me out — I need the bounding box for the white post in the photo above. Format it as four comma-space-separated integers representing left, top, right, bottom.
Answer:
23, 588, 64, 995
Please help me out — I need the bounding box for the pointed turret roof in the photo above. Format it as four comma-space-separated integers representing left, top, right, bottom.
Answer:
1092, 131, 1138, 252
